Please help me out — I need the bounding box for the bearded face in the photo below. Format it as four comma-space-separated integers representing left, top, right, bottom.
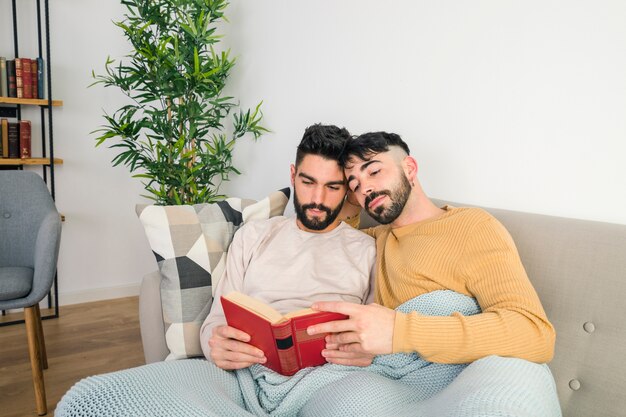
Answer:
364, 172, 411, 225
293, 189, 344, 231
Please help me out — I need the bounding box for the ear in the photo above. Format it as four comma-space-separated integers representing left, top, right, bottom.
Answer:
403, 156, 418, 182
290, 164, 296, 186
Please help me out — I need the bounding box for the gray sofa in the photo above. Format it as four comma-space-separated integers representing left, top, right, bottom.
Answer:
139, 200, 626, 417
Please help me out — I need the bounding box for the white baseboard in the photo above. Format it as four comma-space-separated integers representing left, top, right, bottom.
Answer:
58, 283, 141, 306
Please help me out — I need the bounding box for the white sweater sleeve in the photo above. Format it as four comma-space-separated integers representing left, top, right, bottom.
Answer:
199, 224, 250, 361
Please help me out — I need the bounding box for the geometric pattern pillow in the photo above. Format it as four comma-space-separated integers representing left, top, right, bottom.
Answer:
136, 188, 290, 360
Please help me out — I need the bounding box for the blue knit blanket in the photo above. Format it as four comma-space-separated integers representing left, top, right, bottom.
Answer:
57, 291, 561, 417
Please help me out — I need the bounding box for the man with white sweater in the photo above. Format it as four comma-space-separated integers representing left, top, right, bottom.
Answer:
200, 124, 376, 370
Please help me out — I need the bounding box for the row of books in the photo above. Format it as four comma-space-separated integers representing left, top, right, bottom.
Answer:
0, 119, 31, 158
0, 57, 45, 99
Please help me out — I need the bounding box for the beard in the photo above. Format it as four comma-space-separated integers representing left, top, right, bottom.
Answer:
294, 191, 344, 231
365, 173, 412, 225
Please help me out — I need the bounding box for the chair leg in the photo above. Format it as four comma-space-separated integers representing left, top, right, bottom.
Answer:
34, 304, 48, 369
25, 306, 48, 415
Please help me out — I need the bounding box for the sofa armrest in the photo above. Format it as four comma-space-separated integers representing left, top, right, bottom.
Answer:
139, 271, 169, 363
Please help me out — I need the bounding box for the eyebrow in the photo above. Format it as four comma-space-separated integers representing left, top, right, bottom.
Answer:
298, 172, 346, 186
346, 160, 380, 184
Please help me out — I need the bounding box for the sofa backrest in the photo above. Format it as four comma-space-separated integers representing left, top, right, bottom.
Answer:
361, 200, 626, 417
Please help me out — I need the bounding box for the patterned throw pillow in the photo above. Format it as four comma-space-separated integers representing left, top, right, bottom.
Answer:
136, 188, 290, 360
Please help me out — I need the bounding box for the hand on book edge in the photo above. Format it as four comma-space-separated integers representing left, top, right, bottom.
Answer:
308, 302, 395, 356
208, 325, 267, 370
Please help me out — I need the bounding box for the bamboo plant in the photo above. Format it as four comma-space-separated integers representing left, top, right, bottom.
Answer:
92, 0, 267, 205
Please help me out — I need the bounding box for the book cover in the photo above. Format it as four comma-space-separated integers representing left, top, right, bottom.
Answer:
22, 58, 32, 99
15, 58, 23, 98
0, 57, 6, 97
221, 291, 348, 376
6, 59, 16, 98
7, 122, 19, 158
19, 120, 31, 159
1, 119, 8, 158
37, 57, 44, 99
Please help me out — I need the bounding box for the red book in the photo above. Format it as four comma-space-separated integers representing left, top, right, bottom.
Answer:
19, 120, 31, 159
31, 59, 38, 99
22, 58, 32, 99
221, 292, 348, 376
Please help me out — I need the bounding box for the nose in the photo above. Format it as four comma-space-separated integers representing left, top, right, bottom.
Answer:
359, 179, 374, 197
311, 186, 326, 205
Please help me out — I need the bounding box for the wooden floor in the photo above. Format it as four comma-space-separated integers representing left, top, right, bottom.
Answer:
0, 297, 145, 417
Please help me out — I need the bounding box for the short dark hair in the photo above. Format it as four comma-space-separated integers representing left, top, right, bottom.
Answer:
295, 124, 352, 167
339, 132, 410, 166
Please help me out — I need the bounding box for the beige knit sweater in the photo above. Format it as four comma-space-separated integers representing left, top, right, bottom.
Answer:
360, 206, 555, 364
200, 216, 376, 361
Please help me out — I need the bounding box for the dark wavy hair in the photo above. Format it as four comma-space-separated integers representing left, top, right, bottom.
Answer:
339, 131, 410, 166
295, 124, 352, 167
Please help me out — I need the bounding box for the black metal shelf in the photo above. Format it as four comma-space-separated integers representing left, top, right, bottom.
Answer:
1, 0, 61, 324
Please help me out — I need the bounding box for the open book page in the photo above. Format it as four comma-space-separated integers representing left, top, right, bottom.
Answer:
222, 291, 317, 324
222, 292, 284, 323
283, 308, 317, 319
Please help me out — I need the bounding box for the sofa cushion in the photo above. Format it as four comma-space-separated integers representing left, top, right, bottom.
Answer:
136, 189, 290, 359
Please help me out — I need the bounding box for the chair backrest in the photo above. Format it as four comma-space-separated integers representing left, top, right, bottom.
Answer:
0, 171, 58, 267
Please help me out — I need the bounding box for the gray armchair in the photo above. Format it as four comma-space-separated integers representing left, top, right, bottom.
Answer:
0, 171, 62, 416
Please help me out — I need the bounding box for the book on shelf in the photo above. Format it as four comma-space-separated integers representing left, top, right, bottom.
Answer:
0, 57, 6, 97
221, 291, 348, 376
31, 59, 38, 99
7, 122, 19, 158
22, 58, 32, 99
19, 120, 31, 159
37, 57, 44, 99
6, 59, 16, 98
15, 58, 23, 98
1, 119, 8, 157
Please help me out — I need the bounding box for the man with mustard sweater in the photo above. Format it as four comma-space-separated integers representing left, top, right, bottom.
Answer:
309, 131, 555, 365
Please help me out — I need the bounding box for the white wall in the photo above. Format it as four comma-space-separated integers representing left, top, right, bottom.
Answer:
7, 1, 625, 304
220, 0, 626, 224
